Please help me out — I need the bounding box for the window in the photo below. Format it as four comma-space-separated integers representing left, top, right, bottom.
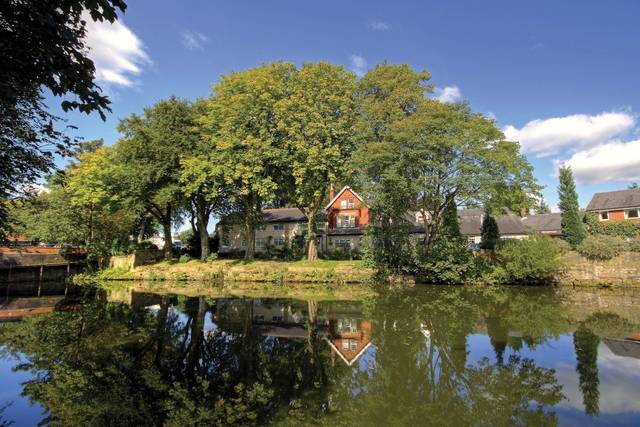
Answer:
328, 238, 333, 246
272, 316, 283, 322
256, 224, 266, 231
273, 224, 284, 231
241, 239, 247, 247
299, 222, 308, 230
340, 199, 347, 209
348, 198, 355, 208
337, 215, 355, 228
335, 239, 351, 249
256, 238, 266, 248
626, 209, 639, 219
350, 339, 358, 351
600, 211, 609, 221
342, 339, 349, 350
273, 238, 285, 247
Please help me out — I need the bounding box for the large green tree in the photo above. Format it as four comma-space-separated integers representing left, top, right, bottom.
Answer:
275, 62, 358, 260
0, 0, 127, 238
202, 63, 296, 259
558, 165, 587, 248
115, 97, 199, 259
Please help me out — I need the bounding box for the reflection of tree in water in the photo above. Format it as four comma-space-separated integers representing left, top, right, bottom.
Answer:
573, 326, 600, 417
0, 401, 13, 427
4, 286, 624, 426
320, 288, 565, 427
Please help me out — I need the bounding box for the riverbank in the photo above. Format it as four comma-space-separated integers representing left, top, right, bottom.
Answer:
75, 258, 377, 285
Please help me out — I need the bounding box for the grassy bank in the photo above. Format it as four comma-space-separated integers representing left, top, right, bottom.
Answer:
74, 258, 377, 285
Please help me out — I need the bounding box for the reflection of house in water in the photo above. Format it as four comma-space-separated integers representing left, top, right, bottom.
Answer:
0, 282, 81, 322
604, 337, 640, 360
213, 299, 374, 366
325, 317, 372, 366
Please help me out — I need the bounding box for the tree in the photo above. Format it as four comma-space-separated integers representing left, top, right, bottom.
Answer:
356, 64, 432, 272
115, 97, 198, 260
275, 62, 357, 260
480, 214, 500, 250
0, 0, 127, 235
533, 198, 552, 214
558, 166, 586, 248
629, 182, 639, 189
365, 99, 540, 261
202, 63, 296, 259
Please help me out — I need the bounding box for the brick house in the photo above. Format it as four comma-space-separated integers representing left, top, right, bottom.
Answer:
324, 186, 369, 252
586, 188, 640, 222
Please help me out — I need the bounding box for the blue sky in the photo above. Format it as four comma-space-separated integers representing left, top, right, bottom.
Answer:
50, 0, 640, 210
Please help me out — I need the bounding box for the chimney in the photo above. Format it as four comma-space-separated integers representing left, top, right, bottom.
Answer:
519, 207, 527, 218
329, 184, 336, 201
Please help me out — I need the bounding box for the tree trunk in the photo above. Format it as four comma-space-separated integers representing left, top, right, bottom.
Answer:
244, 220, 255, 260
137, 218, 146, 244
196, 197, 210, 262
162, 204, 173, 260
306, 213, 318, 261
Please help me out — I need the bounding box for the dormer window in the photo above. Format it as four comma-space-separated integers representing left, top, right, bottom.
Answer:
600, 211, 609, 221
348, 198, 355, 208
340, 199, 347, 209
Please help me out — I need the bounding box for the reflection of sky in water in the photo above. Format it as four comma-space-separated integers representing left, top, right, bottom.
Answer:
466, 333, 640, 426
0, 351, 46, 427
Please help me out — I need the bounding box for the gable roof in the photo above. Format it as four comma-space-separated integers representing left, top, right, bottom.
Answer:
522, 212, 562, 233
409, 209, 529, 237
586, 188, 640, 211
325, 186, 365, 211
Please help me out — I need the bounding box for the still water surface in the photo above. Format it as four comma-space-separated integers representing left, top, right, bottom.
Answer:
1, 282, 640, 426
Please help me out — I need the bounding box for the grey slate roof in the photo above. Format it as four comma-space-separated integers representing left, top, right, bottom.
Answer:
409, 209, 529, 237
603, 338, 640, 360
522, 212, 562, 234
262, 208, 307, 223
586, 188, 640, 211
327, 227, 364, 236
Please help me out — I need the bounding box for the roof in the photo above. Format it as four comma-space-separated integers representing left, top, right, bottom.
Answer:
408, 209, 528, 237
603, 338, 640, 360
262, 208, 307, 223
495, 213, 530, 235
325, 186, 365, 211
586, 188, 640, 211
522, 212, 562, 233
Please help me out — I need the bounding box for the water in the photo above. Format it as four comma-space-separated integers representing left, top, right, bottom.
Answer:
1, 282, 640, 426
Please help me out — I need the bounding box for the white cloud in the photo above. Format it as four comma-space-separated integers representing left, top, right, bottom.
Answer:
181, 31, 208, 51
350, 54, 367, 77
369, 20, 390, 31
560, 139, 640, 184
434, 86, 462, 104
503, 112, 635, 157
84, 14, 150, 87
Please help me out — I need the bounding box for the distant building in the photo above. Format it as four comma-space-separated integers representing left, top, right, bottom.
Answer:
521, 212, 563, 237
586, 188, 640, 222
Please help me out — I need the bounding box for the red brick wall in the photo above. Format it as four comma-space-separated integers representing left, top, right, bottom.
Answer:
327, 189, 369, 228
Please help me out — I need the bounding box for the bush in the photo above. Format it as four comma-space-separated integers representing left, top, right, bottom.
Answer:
206, 252, 218, 262
179, 254, 192, 263
628, 238, 640, 253
412, 237, 475, 285
489, 234, 563, 285
585, 213, 640, 238
577, 235, 627, 260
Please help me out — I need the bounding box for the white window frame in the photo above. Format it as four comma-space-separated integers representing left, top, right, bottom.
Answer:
337, 215, 355, 228
256, 224, 266, 231
273, 223, 284, 231
347, 198, 355, 208
625, 208, 639, 219
340, 199, 347, 209
255, 238, 266, 248
600, 211, 609, 221
273, 238, 285, 247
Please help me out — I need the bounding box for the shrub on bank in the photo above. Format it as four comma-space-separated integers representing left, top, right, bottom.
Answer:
486, 234, 564, 285
585, 213, 640, 238
577, 235, 627, 261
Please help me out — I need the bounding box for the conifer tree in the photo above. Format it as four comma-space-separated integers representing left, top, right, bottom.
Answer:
480, 215, 499, 250
558, 166, 587, 247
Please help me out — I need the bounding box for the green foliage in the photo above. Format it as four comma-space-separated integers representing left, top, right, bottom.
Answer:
179, 254, 192, 264
558, 166, 587, 247
488, 235, 564, 285
480, 215, 499, 250
577, 234, 627, 260
532, 198, 552, 214
206, 252, 219, 262
0, 1, 127, 234
585, 212, 640, 238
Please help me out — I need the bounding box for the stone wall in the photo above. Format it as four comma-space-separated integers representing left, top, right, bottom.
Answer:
109, 249, 164, 270
562, 252, 640, 286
